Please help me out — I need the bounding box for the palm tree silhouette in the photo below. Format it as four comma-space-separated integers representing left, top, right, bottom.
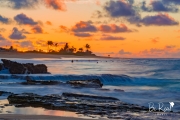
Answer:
47, 41, 53, 52
64, 43, 69, 52
54, 43, 58, 52
79, 48, 83, 52
85, 44, 90, 52
69, 46, 76, 53
9, 46, 13, 50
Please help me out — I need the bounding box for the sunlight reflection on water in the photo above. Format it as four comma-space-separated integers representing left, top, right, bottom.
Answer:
0, 99, 78, 117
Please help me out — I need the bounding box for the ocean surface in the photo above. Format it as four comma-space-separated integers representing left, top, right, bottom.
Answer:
0, 58, 180, 113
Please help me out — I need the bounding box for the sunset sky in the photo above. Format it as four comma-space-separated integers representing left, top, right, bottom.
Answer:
0, 0, 180, 58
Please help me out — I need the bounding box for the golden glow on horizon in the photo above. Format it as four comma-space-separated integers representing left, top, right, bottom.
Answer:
0, 0, 180, 57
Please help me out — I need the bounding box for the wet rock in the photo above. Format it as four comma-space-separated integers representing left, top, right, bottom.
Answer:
7, 92, 149, 118
1, 59, 48, 74
0, 63, 3, 71
0, 106, 5, 108
0, 91, 13, 96
62, 93, 119, 101
96, 88, 110, 91
9, 62, 26, 74
6, 111, 12, 113
1, 59, 11, 69
2, 59, 26, 74
34, 64, 47, 74
21, 77, 60, 85
23, 63, 34, 74
114, 89, 124, 92
66, 79, 103, 88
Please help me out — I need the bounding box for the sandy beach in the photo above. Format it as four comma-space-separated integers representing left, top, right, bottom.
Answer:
0, 52, 107, 59
0, 114, 102, 120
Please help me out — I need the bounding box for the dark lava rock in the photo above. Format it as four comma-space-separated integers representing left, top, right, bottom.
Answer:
0, 63, 3, 71
23, 63, 34, 74
66, 79, 103, 88
1, 59, 11, 69
114, 89, 124, 92
21, 77, 60, 85
9, 62, 26, 74
7, 92, 149, 118
34, 64, 47, 74
0, 91, 13, 96
62, 93, 119, 101
96, 88, 110, 91
21, 80, 60, 85
1, 59, 48, 74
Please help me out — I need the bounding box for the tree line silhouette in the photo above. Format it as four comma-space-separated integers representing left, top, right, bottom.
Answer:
1, 41, 95, 56
44, 41, 94, 56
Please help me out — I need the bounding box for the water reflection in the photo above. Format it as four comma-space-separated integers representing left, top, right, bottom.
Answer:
0, 99, 78, 117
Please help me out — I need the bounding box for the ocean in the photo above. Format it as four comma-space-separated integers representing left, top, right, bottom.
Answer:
0, 58, 180, 113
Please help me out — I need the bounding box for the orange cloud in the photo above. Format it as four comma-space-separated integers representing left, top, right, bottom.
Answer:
46, 21, 52, 25
151, 37, 159, 44
95, 0, 101, 6
137, 46, 179, 58
44, 0, 66, 11
59, 25, 69, 32
72, 21, 97, 32
44, 0, 77, 11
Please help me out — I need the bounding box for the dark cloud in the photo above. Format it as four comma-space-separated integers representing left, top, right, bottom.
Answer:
128, 0, 134, 5
141, 13, 179, 26
9, 27, 26, 40
74, 32, 92, 37
0, 34, 6, 40
128, 13, 179, 26
93, 0, 180, 27
72, 21, 97, 32
163, 0, 180, 5
31, 25, 43, 33
99, 24, 132, 33
0, 0, 40, 9
63, 21, 134, 38
14, 13, 38, 26
91, 10, 104, 18
104, 0, 136, 17
141, 1, 178, 12
101, 35, 125, 40
0, 0, 76, 11
72, 21, 133, 33
0, 15, 11, 24
151, 1, 178, 12
119, 49, 131, 55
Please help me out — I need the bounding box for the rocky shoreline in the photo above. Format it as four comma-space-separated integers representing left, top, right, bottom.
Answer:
0, 91, 179, 119
0, 59, 48, 74
0, 59, 180, 119
2, 91, 149, 119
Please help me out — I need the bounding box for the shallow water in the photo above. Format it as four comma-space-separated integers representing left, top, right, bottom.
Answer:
0, 99, 86, 118
0, 58, 180, 113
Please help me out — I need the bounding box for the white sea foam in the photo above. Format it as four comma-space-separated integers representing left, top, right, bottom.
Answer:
0, 58, 180, 112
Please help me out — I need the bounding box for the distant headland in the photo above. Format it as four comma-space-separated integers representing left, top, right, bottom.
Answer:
0, 42, 111, 59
